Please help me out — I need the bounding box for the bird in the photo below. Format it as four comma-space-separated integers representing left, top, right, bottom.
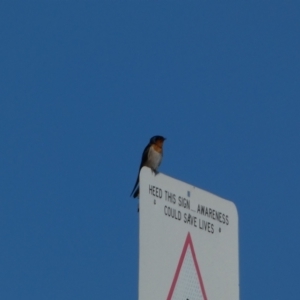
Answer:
131, 135, 166, 198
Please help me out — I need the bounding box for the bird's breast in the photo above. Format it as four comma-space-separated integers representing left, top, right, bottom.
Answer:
146, 146, 162, 171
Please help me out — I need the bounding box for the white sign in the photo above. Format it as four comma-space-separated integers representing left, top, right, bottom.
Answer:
138, 167, 239, 300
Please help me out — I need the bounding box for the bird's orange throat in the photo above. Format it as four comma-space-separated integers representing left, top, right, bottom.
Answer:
153, 142, 164, 153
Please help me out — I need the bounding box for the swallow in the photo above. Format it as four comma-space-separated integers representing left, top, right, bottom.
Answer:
131, 135, 166, 198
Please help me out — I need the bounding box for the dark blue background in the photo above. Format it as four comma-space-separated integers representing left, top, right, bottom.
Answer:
1, 2, 299, 299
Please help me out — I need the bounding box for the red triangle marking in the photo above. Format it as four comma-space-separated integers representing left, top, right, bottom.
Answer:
167, 232, 208, 300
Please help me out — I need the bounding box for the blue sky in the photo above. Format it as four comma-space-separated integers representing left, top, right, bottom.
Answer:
0, 2, 299, 299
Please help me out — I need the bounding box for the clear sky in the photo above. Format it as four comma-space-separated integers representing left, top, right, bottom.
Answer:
1, 2, 299, 299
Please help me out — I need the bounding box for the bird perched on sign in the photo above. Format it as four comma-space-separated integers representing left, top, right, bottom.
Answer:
131, 135, 166, 198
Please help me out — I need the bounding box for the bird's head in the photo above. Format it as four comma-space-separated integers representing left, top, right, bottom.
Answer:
150, 135, 166, 148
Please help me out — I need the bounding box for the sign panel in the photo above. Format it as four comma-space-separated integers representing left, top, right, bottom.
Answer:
139, 167, 239, 300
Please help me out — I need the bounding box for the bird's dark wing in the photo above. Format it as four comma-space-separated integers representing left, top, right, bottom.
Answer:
130, 143, 151, 197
